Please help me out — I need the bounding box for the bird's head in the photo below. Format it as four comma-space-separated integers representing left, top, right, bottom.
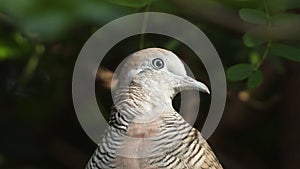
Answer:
115, 48, 209, 101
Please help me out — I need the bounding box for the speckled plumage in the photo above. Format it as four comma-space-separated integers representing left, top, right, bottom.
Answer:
86, 48, 223, 169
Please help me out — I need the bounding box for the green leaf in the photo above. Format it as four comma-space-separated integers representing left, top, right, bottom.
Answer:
0, 46, 17, 60
105, 0, 148, 8
227, 64, 255, 81
270, 43, 300, 62
21, 55, 39, 84
247, 70, 263, 88
243, 32, 266, 47
249, 51, 261, 66
239, 8, 267, 25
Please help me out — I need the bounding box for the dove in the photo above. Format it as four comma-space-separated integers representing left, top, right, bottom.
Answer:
86, 48, 223, 169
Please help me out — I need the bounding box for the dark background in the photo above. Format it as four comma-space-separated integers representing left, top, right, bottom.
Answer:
1, 0, 300, 169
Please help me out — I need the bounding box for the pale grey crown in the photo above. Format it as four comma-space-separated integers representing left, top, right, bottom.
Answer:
116, 48, 187, 86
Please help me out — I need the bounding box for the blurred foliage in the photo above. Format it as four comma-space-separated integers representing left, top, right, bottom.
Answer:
227, 0, 300, 88
1, 0, 300, 168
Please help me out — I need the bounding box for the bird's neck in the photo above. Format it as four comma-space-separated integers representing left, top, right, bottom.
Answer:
113, 83, 173, 123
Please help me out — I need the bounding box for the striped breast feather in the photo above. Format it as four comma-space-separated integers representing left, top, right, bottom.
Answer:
147, 111, 223, 169
184, 128, 223, 169
150, 129, 223, 169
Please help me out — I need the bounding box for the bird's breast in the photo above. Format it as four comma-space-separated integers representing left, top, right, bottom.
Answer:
115, 118, 163, 169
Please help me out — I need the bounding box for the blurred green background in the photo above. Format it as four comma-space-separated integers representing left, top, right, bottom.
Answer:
1, 0, 300, 168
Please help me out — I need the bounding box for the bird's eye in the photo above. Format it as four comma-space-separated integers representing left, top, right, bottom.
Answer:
151, 58, 164, 69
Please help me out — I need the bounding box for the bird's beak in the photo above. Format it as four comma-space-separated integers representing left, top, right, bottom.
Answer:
173, 74, 210, 94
